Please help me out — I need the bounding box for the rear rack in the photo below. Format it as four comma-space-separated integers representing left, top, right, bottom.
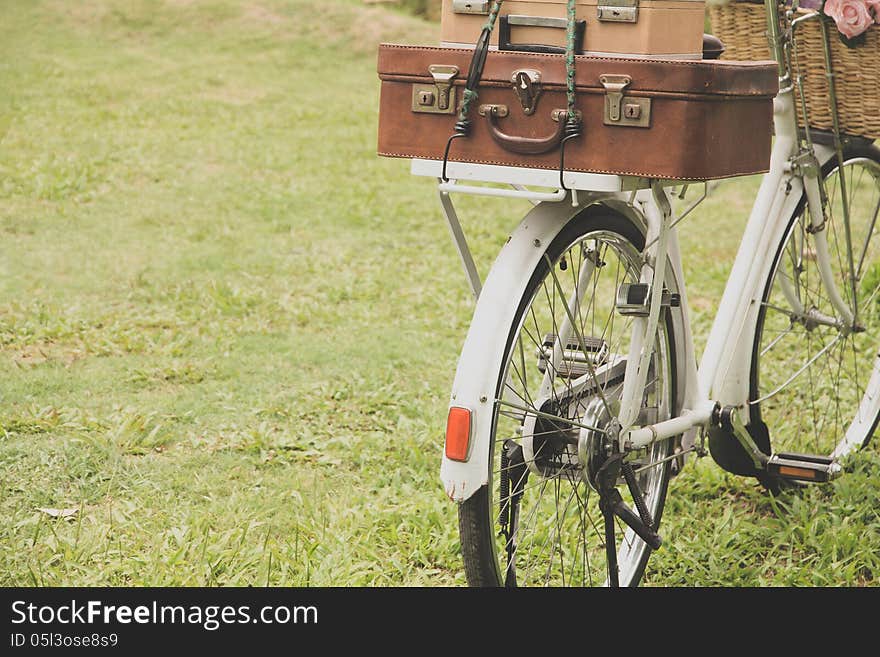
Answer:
411, 158, 653, 202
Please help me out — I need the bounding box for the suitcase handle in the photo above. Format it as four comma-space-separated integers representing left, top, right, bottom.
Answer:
479, 104, 568, 155
498, 15, 586, 55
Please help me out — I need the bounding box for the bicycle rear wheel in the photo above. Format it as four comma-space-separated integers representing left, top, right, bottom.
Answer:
458, 206, 680, 587
750, 141, 880, 466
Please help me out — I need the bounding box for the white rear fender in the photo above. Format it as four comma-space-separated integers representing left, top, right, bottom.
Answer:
440, 197, 640, 502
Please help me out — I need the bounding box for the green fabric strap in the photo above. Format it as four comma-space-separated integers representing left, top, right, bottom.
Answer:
566, 0, 577, 121
458, 88, 479, 123
482, 0, 505, 32
457, 0, 505, 123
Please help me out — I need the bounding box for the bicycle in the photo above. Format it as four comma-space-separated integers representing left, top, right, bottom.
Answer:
418, 0, 880, 586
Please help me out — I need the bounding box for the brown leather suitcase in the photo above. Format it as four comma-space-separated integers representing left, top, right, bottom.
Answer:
376, 44, 778, 180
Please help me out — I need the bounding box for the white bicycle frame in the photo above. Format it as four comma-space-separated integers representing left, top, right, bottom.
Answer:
433, 15, 851, 502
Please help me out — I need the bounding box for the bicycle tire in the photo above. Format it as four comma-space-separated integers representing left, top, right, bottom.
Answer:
744, 140, 880, 479
458, 206, 681, 587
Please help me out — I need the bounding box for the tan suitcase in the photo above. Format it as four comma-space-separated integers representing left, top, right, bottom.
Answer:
376, 44, 778, 180
441, 0, 706, 58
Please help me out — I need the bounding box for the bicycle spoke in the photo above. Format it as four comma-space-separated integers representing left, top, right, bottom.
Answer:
496, 398, 603, 433
856, 190, 880, 279
759, 323, 797, 357
752, 330, 843, 405
849, 335, 864, 425
544, 254, 614, 418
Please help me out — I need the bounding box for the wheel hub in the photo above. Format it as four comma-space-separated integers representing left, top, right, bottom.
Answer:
578, 397, 618, 490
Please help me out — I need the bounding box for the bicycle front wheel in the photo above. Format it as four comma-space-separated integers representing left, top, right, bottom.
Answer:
458, 206, 680, 587
751, 140, 880, 464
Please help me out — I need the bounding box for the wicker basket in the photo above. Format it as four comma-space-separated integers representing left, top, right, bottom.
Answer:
708, 1, 880, 139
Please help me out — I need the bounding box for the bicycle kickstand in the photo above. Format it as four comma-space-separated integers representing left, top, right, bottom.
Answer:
597, 454, 663, 587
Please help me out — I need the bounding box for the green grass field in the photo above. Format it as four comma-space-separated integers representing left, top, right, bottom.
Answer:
1, 0, 878, 586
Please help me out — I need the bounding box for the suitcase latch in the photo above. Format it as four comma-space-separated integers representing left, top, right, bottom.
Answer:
600, 75, 631, 122
600, 74, 651, 128
597, 0, 639, 23
452, 0, 490, 14
511, 69, 542, 116
412, 65, 460, 115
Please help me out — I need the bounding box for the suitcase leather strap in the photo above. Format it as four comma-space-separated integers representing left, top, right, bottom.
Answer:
457, 0, 506, 128
442, 1, 506, 181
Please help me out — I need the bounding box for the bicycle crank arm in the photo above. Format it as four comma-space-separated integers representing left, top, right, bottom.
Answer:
717, 405, 769, 470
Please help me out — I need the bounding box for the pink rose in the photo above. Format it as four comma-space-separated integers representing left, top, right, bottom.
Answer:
823, 0, 875, 38
866, 0, 880, 22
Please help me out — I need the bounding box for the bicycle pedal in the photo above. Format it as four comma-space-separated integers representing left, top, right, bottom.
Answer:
766, 452, 842, 482
616, 283, 680, 317
537, 333, 608, 378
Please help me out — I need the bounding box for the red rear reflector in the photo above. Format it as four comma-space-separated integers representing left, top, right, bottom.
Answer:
445, 406, 472, 462
779, 465, 817, 480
